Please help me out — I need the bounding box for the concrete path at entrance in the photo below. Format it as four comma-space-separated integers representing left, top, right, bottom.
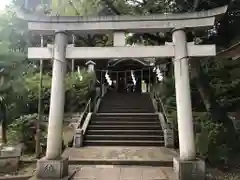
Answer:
63, 147, 178, 165
65, 147, 178, 179
70, 165, 177, 180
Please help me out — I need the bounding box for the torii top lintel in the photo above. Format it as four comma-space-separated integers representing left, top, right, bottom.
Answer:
16, 6, 227, 35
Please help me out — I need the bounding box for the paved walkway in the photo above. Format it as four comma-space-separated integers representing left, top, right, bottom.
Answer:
63, 147, 178, 162
71, 165, 177, 180
65, 147, 178, 180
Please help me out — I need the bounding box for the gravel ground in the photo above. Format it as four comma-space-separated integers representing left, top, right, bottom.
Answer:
0, 162, 35, 177
206, 168, 240, 180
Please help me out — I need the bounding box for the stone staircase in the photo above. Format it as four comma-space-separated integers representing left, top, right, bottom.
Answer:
97, 92, 155, 113
84, 92, 164, 146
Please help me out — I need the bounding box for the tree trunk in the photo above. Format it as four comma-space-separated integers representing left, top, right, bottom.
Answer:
0, 122, 3, 144
0, 104, 7, 144
1, 121, 7, 144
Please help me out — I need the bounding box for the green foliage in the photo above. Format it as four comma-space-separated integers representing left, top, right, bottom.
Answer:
7, 114, 47, 152
202, 57, 240, 111
196, 127, 209, 157
4, 70, 95, 151
0, 4, 29, 53
0, 0, 30, 124
65, 71, 96, 112
24, 70, 95, 114
196, 119, 233, 166
168, 108, 237, 166
0, 52, 28, 126
51, 0, 103, 16
23, 73, 51, 113
161, 73, 240, 166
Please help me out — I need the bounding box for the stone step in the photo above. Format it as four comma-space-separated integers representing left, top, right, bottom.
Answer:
98, 93, 155, 113
91, 118, 159, 122
101, 102, 151, 103
93, 115, 158, 119
84, 140, 165, 146
99, 104, 152, 107
88, 125, 161, 130
100, 104, 152, 107
99, 107, 153, 108
85, 134, 164, 141
98, 104, 153, 107
94, 113, 157, 117
99, 108, 154, 111
100, 98, 151, 100
62, 146, 175, 167
90, 121, 160, 125
98, 110, 154, 113
87, 129, 163, 135
84, 92, 162, 147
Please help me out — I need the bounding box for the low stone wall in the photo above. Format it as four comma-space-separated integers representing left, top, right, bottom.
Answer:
0, 175, 31, 180
42, 113, 82, 125
0, 145, 22, 173
0, 157, 20, 173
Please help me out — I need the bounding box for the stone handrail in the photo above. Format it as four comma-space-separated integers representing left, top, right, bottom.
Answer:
72, 97, 93, 147
15, 6, 227, 23
158, 98, 171, 125
72, 98, 92, 147
94, 97, 102, 113
153, 93, 172, 129
78, 98, 91, 129
151, 93, 174, 147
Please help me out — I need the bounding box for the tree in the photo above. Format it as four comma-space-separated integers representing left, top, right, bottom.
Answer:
50, 0, 103, 16
188, 0, 240, 134
0, 2, 29, 145
0, 52, 27, 145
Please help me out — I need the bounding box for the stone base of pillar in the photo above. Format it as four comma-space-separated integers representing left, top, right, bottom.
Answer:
35, 157, 69, 179
173, 157, 205, 180
73, 129, 83, 148
164, 129, 174, 148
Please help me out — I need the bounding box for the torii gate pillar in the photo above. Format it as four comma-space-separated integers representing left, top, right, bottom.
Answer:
173, 28, 196, 160
36, 31, 69, 179
172, 28, 205, 180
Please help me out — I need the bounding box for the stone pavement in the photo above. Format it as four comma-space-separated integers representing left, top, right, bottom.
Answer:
64, 147, 178, 179
63, 147, 178, 162
70, 165, 177, 180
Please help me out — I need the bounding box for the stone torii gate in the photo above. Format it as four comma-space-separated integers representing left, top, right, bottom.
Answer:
16, 5, 227, 180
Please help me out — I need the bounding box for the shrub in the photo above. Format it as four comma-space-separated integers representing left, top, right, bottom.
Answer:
196, 118, 233, 166
24, 73, 51, 113
7, 114, 47, 153
23, 70, 95, 114
65, 71, 96, 112
5, 70, 96, 153
168, 110, 234, 166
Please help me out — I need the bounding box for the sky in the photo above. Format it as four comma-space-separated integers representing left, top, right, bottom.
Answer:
0, 0, 10, 10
